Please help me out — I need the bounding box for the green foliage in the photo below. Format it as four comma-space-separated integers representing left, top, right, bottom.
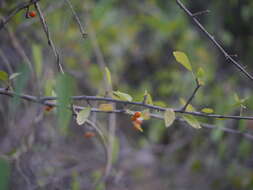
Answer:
71, 172, 80, 190
112, 90, 132, 101
104, 66, 112, 90
11, 65, 30, 112
76, 107, 91, 125
201, 108, 214, 114
56, 74, 74, 133
143, 90, 153, 105
196, 67, 206, 85
173, 51, 192, 71
164, 108, 175, 128
0, 158, 10, 190
32, 44, 43, 77
0, 70, 8, 82
183, 115, 201, 129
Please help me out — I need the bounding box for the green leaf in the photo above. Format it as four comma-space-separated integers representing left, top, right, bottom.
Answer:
173, 51, 192, 71
32, 44, 43, 77
196, 67, 205, 85
9, 72, 21, 80
201, 108, 214, 114
56, 74, 74, 133
0, 158, 11, 190
154, 101, 167, 107
183, 115, 201, 129
164, 108, 175, 128
234, 93, 240, 102
0, 70, 8, 81
144, 90, 153, 105
179, 98, 195, 112
76, 107, 91, 125
105, 66, 112, 88
112, 91, 132, 101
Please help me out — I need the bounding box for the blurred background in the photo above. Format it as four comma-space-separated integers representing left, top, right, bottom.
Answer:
1, 0, 253, 189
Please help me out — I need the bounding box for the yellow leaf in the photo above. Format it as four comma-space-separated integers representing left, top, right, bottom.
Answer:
183, 115, 201, 129
0, 70, 8, 81
201, 108, 214, 114
164, 109, 175, 128
143, 90, 153, 105
76, 107, 91, 125
99, 104, 113, 111
105, 67, 112, 87
179, 98, 195, 112
173, 51, 192, 71
112, 91, 132, 101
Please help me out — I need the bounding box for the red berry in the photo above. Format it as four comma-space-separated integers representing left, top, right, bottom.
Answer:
28, 11, 36, 18
135, 117, 143, 125
134, 111, 141, 118
44, 105, 54, 112
83, 132, 95, 138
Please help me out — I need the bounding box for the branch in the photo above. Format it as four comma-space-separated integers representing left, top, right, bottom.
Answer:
176, 0, 253, 81
0, 88, 253, 141
1, 88, 253, 121
0, 0, 41, 30
34, 2, 64, 74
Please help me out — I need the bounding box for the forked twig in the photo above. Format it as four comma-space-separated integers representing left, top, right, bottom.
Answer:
176, 0, 253, 81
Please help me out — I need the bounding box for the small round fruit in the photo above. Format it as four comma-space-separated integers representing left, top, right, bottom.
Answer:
134, 111, 141, 118
44, 105, 54, 112
83, 132, 95, 138
135, 117, 143, 125
28, 11, 36, 18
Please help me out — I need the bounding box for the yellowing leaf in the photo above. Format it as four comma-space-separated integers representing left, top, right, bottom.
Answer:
9, 73, 21, 80
76, 107, 91, 125
183, 115, 201, 129
196, 67, 205, 85
164, 109, 175, 128
105, 67, 112, 87
0, 70, 8, 81
179, 98, 195, 112
201, 108, 214, 114
99, 103, 113, 111
173, 51, 192, 71
142, 109, 150, 120
234, 93, 240, 102
113, 91, 132, 101
143, 90, 153, 105
154, 101, 167, 107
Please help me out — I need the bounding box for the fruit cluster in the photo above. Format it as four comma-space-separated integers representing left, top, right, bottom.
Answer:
131, 112, 143, 132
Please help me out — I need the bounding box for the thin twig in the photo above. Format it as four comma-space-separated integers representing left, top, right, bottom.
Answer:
192, 10, 210, 17
181, 79, 201, 111
64, 0, 87, 38
176, 0, 253, 81
34, 2, 64, 74
6, 27, 33, 71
